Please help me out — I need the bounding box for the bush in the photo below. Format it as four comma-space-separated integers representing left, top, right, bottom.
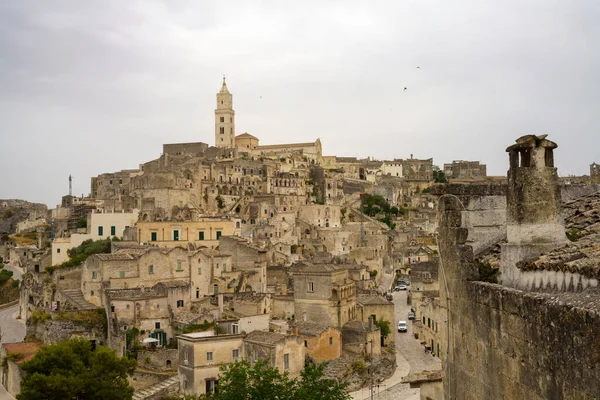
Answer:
0, 269, 13, 285
477, 262, 499, 283
30, 310, 51, 325
183, 320, 214, 334
76, 218, 87, 229
351, 359, 367, 373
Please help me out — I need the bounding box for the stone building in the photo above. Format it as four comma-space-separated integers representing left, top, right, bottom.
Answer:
178, 331, 245, 395
0, 342, 41, 397
177, 329, 304, 396
136, 217, 240, 248
443, 160, 487, 180
293, 322, 342, 363
356, 294, 395, 346
242, 330, 305, 377
291, 262, 357, 328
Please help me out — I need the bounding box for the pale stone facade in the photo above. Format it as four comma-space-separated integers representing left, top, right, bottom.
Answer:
137, 218, 240, 248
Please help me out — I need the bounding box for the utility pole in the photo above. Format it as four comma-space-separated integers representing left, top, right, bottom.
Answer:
368, 339, 374, 400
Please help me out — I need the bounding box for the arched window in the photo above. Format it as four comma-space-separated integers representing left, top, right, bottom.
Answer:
196, 288, 200, 298
177, 300, 184, 308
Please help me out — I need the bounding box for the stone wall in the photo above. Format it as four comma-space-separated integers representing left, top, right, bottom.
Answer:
137, 348, 178, 372
438, 195, 600, 400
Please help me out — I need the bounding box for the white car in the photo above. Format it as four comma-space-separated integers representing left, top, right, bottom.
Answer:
397, 321, 408, 332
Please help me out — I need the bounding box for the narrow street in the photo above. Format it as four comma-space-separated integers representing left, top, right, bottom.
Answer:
351, 289, 441, 400
0, 303, 26, 400
0, 264, 26, 400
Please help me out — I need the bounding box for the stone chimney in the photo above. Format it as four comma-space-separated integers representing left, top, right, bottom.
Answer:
501, 134, 566, 288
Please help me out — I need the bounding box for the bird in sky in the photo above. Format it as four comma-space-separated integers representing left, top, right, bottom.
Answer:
404, 87, 407, 91
416, 66, 420, 69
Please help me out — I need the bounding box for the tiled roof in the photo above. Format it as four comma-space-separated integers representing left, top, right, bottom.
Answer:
2, 342, 42, 364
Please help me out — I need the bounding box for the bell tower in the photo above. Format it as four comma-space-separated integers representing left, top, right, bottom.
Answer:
215, 76, 235, 148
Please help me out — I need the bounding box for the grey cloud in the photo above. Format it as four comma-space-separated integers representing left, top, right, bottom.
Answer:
1, 0, 599, 205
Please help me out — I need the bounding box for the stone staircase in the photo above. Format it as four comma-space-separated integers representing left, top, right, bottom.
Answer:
132, 375, 179, 400
324, 352, 357, 378
60, 289, 98, 310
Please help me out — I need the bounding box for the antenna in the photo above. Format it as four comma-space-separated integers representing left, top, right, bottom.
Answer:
69, 175, 72, 196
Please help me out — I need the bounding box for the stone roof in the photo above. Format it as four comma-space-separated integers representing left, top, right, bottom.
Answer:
343, 320, 377, 332
96, 253, 138, 261
2, 342, 42, 364
358, 295, 391, 306
402, 370, 443, 384
295, 322, 334, 336
236, 132, 258, 140
244, 330, 284, 346
516, 190, 600, 279
155, 280, 189, 289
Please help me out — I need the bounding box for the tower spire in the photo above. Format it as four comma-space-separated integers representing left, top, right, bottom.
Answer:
220, 74, 229, 93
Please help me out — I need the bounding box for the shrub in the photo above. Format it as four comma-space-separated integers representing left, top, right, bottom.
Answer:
351, 359, 366, 373
477, 262, 500, 283
30, 310, 51, 325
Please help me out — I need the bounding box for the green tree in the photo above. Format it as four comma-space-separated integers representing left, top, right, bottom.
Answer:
374, 319, 391, 339
295, 362, 351, 400
168, 360, 350, 400
17, 338, 136, 400
433, 170, 448, 183
76, 217, 87, 229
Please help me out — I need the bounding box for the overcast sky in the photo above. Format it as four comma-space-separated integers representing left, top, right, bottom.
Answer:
1, 0, 599, 206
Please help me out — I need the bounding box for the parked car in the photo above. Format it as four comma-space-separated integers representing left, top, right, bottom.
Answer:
397, 284, 408, 291
408, 311, 416, 320
397, 321, 408, 332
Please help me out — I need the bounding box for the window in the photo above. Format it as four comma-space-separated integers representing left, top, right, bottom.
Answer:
207, 352, 213, 361
177, 300, 184, 308
220, 127, 224, 134
428, 318, 431, 328
233, 349, 239, 361
232, 324, 239, 334
206, 379, 218, 394
216, 231, 222, 240
92, 271, 97, 279
198, 267, 202, 275
220, 116, 224, 122
199, 231, 205, 241
329, 336, 333, 345
308, 282, 314, 292
111, 226, 116, 236
151, 232, 157, 241
155, 322, 161, 329
423, 316, 426, 324
111, 305, 115, 312
176, 262, 182, 271
119, 271, 125, 278
98, 226, 103, 236
148, 264, 154, 274
304, 340, 308, 347
196, 288, 200, 298
57, 248, 61, 253
284, 354, 290, 370
223, 263, 227, 272
173, 230, 179, 241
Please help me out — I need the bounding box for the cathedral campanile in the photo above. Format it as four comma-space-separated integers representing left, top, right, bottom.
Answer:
215, 76, 235, 148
